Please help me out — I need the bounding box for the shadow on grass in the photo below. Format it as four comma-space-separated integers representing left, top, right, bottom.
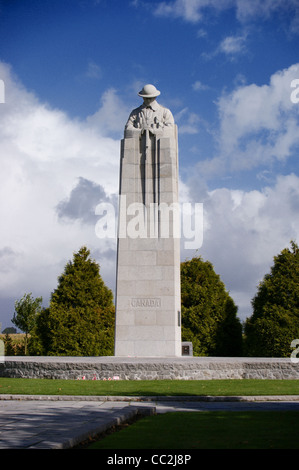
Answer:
87, 410, 299, 450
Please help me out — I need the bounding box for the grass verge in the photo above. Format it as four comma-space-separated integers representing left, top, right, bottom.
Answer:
0, 377, 298, 396
87, 411, 299, 449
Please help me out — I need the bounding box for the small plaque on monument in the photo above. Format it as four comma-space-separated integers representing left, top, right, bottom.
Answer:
182, 342, 193, 356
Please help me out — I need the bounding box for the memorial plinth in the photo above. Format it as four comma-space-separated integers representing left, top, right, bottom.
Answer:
1, 357, 299, 381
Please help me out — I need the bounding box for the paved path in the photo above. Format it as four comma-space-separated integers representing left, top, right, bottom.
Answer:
0, 398, 153, 449
1, 396, 299, 449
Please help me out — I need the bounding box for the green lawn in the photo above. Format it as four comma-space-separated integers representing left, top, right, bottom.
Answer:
1, 378, 298, 449
88, 411, 299, 449
0, 377, 298, 396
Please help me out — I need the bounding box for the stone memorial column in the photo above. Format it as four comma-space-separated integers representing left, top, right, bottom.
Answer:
114, 84, 181, 357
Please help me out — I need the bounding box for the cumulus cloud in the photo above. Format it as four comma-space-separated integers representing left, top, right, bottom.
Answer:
192, 80, 209, 91
195, 63, 299, 178
1, 59, 299, 328
155, 0, 231, 23
175, 107, 202, 134
219, 34, 247, 56
201, 32, 248, 61
235, 0, 299, 31
57, 177, 117, 225
0, 62, 120, 326
181, 64, 299, 319
85, 60, 102, 80
182, 173, 299, 319
154, 0, 299, 32
87, 88, 130, 138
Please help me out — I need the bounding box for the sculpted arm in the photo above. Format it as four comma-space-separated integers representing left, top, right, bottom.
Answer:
162, 108, 175, 128
125, 110, 138, 129
124, 108, 143, 137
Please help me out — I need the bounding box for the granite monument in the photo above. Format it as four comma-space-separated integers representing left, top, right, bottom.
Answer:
114, 84, 181, 356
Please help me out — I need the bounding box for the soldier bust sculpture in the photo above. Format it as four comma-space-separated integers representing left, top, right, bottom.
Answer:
125, 84, 175, 137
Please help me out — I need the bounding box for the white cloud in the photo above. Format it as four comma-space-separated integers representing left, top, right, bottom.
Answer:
0, 62, 121, 326
196, 63, 299, 178
219, 34, 247, 55
1, 59, 299, 329
200, 32, 248, 61
154, 0, 299, 32
179, 64, 299, 320
183, 173, 299, 319
87, 88, 130, 138
85, 60, 102, 80
155, 0, 231, 23
235, 0, 299, 31
174, 107, 203, 134
192, 80, 209, 91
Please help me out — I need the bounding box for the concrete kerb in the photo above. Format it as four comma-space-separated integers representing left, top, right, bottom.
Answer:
0, 401, 156, 450
1, 394, 299, 402
30, 406, 155, 450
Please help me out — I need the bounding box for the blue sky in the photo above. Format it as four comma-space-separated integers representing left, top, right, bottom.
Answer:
0, 0, 299, 331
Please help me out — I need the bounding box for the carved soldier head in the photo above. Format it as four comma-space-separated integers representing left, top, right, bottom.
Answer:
138, 84, 160, 107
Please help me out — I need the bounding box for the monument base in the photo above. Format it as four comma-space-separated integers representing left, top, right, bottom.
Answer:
1, 356, 298, 380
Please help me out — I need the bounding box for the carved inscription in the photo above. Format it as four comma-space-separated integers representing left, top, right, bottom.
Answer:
131, 298, 161, 308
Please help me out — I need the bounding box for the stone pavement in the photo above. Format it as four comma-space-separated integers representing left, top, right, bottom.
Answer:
1, 395, 299, 449
0, 398, 154, 449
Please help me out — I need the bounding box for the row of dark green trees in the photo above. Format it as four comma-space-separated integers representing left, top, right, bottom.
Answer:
10, 241, 299, 357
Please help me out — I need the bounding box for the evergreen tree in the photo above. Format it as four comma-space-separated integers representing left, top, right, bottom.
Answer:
29, 307, 52, 355
44, 246, 115, 356
181, 256, 242, 356
2, 327, 17, 334
12, 293, 43, 355
244, 241, 299, 357
3, 333, 15, 355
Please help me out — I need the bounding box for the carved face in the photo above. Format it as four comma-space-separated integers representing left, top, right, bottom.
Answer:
143, 97, 156, 107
